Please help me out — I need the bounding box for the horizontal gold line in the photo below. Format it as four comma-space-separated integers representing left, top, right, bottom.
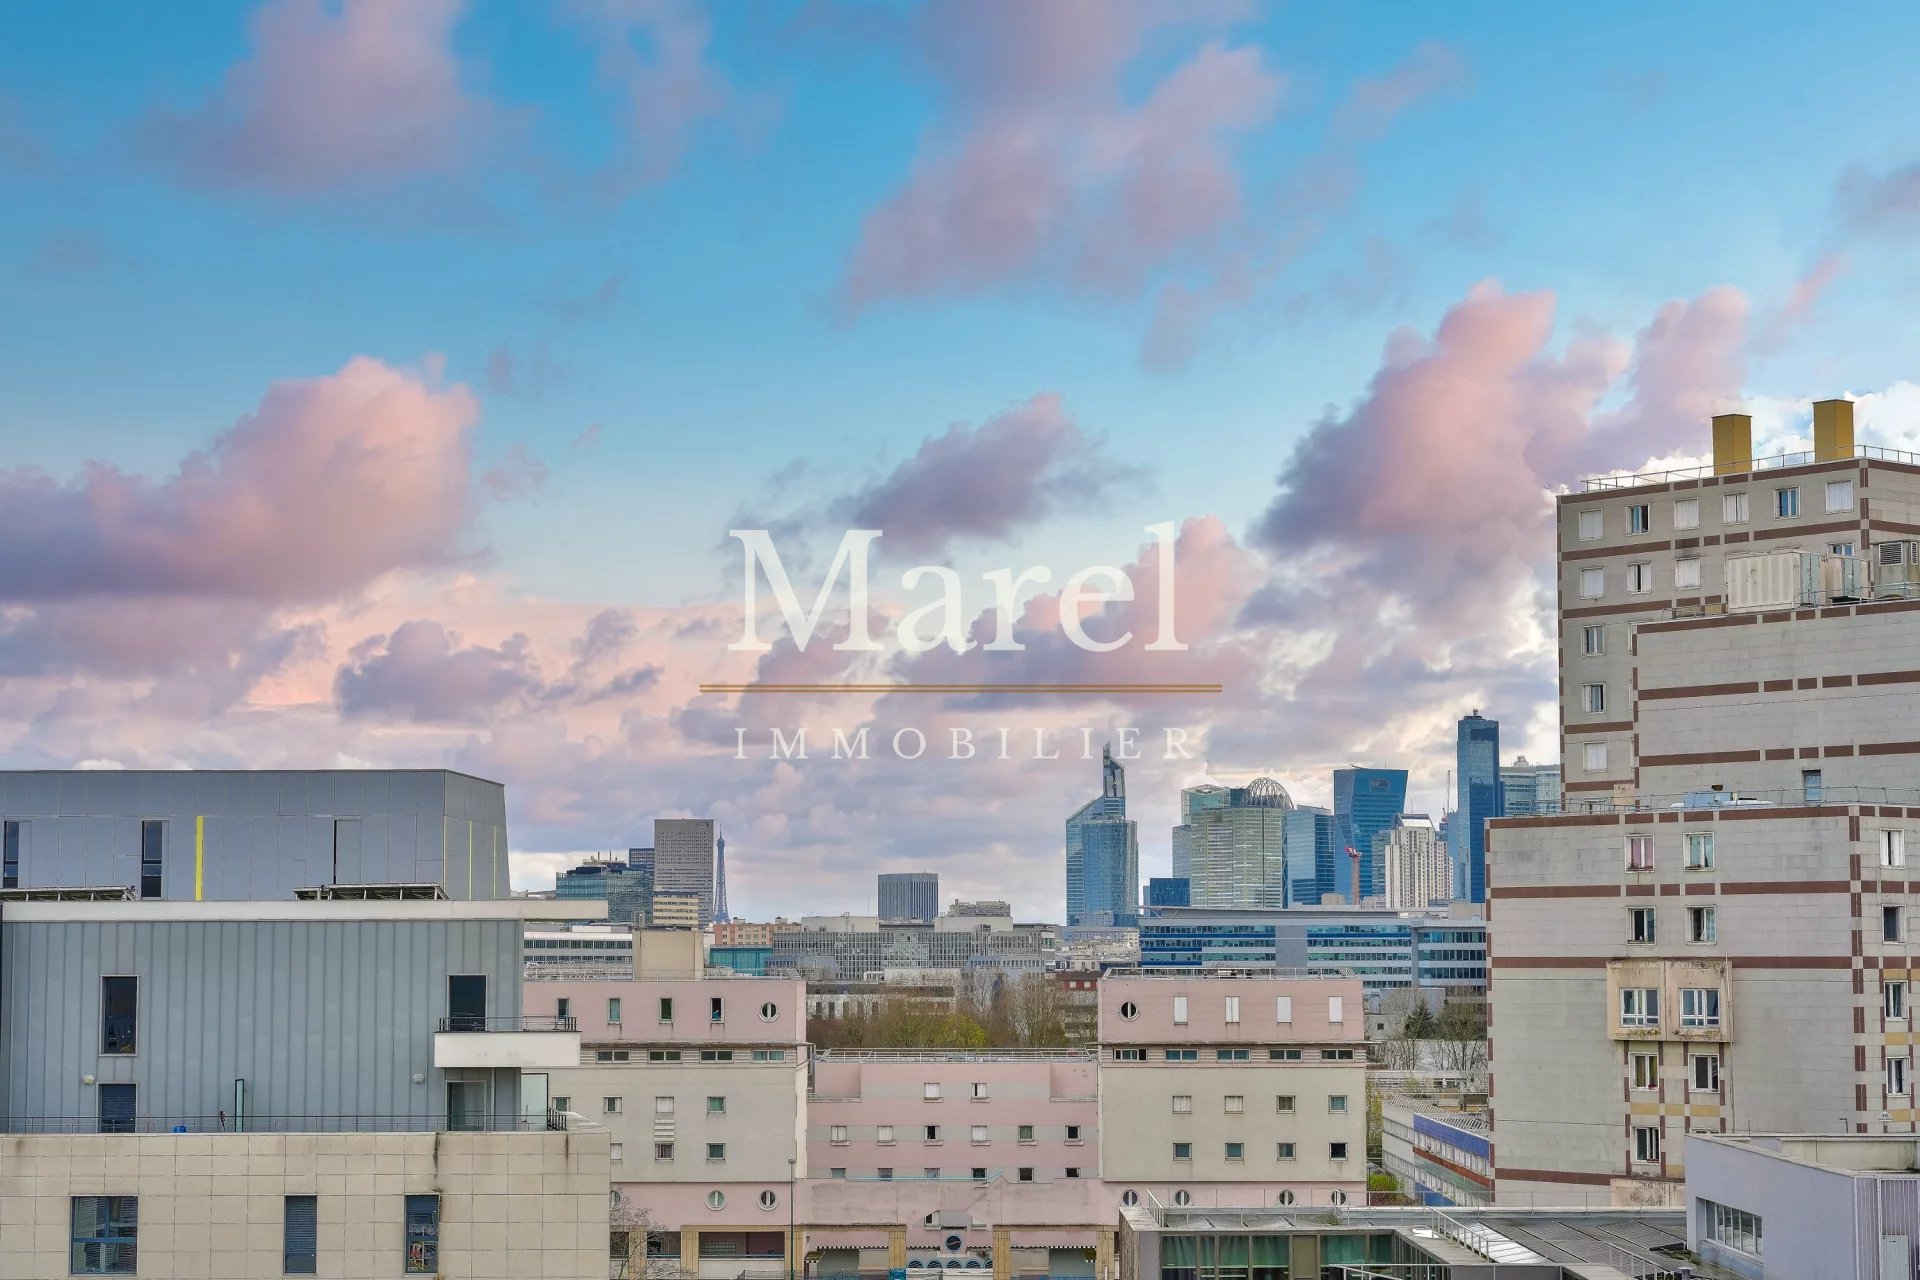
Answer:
699, 683, 1223, 694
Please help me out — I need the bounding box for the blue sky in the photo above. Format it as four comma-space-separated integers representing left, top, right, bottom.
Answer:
2, 1, 1919, 915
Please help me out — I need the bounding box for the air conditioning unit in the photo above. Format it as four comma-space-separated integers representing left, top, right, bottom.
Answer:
1824, 554, 1869, 602
1876, 541, 1920, 599
1724, 550, 1818, 612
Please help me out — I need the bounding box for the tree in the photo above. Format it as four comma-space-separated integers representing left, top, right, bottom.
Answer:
610, 1198, 697, 1280
1401, 1001, 1437, 1041
1431, 1001, 1489, 1086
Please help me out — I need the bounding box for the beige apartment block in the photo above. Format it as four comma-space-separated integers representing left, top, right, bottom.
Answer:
0, 1128, 611, 1280
1491, 400, 1920, 1208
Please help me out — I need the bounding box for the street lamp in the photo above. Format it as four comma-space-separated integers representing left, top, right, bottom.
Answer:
787, 1156, 798, 1280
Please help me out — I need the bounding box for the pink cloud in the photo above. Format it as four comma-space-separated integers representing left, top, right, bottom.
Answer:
571, 0, 736, 189
1330, 40, 1467, 141
142, 0, 493, 194
1759, 253, 1848, 350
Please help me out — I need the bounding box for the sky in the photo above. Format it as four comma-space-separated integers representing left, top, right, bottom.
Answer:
6, 0, 1920, 919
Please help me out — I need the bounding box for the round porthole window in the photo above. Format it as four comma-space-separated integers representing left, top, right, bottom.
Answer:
1120, 1190, 1139, 1207
1118, 1001, 1139, 1021
1330, 1190, 1349, 1206
1277, 1191, 1295, 1206
945, 1235, 964, 1253
761, 1002, 779, 1021
759, 1190, 778, 1210
706, 1190, 726, 1211
1172, 1190, 1192, 1207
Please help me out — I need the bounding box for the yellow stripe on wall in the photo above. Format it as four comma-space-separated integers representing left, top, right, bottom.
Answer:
194, 815, 205, 900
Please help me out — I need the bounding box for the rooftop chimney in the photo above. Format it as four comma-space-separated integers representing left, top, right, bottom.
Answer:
1711, 413, 1753, 476
1813, 398, 1855, 461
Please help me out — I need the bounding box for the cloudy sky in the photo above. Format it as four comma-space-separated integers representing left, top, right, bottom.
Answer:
6, 1, 1920, 918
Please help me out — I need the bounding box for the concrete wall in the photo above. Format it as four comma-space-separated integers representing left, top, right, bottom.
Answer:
549, 1053, 806, 1185
527, 976, 805, 1044
1097, 974, 1366, 1043
1684, 1135, 1874, 1280
0, 1128, 609, 1280
0, 769, 507, 900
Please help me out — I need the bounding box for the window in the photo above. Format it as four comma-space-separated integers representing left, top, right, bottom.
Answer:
1165, 1049, 1198, 1061
1578, 509, 1603, 540
699, 1050, 733, 1062
101, 977, 136, 1055
1621, 988, 1659, 1028
709, 996, 724, 1022
1224, 1095, 1245, 1114
1673, 498, 1700, 530
555, 997, 571, 1020
829, 1125, 848, 1144
1674, 558, 1702, 590
1585, 683, 1607, 714
1626, 562, 1652, 594
596, 1050, 630, 1063
1270, 1049, 1302, 1062
1275, 1191, 1294, 1206
760, 1001, 778, 1021
607, 997, 622, 1023
551, 1096, 570, 1114
759, 1190, 777, 1210
604, 1097, 622, 1114
1118, 1001, 1139, 1020
1017, 1124, 1034, 1142
1580, 567, 1605, 599
1066, 1124, 1082, 1142
1830, 541, 1857, 557
98, 1084, 134, 1135
1583, 624, 1605, 656
877, 1125, 895, 1145
707, 1096, 726, 1115
1633, 1126, 1661, 1164
708, 1189, 729, 1207
1705, 1200, 1763, 1258
1584, 742, 1608, 773
1891, 1058, 1910, 1097
1804, 769, 1824, 804
1330, 1142, 1349, 1161
610, 1142, 624, 1163
1065, 1167, 1081, 1179
1688, 906, 1716, 944
284, 1195, 317, 1275
655, 1097, 675, 1116
1685, 832, 1714, 870
138, 820, 162, 899
1631, 1051, 1659, 1091
3, 819, 20, 888
1826, 479, 1855, 512
1224, 995, 1240, 1023
1887, 906, 1903, 943
878, 1168, 893, 1181
1173, 995, 1189, 1024
649, 1050, 681, 1062
1328, 1095, 1349, 1114
1626, 504, 1650, 534
970, 1125, 988, 1144
1889, 981, 1909, 1021
1215, 1048, 1250, 1061
1723, 491, 1749, 524
1679, 988, 1722, 1028
971, 1168, 986, 1181
830, 1168, 847, 1179
1322, 1048, 1356, 1061
1775, 486, 1799, 518
1626, 835, 1653, 871
1691, 1053, 1720, 1092
659, 997, 674, 1022
923, 1168, 941, 1181
1172, 1142, 1192, 1160
925, 1125, 941, 1142
1224, 1142, 1244, 1160
1018, 1168, 1034, 1183
706, 1143, 726, 1162
1328, 996, 1344, 1024
752, 1049, 786, 1062
656, 1142, 675, 1161
1275, 1095, 1295, 1113
1112, 1048, 1143, 1061
404, 1195, 439, 1274
1276, 1142, 1296, 1159
972, 1082, 988, 1099
1275, 996, 1292, 1022
1172, 1095, 1192, 1114
1884, 831, 1907, 868
71, 1196, 137, 1275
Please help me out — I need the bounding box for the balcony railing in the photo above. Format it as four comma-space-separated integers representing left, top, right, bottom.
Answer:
437, 1014, 577, 1033
1, 1112, 577, 1135
1580, 442, 1920, 491
1508, 784, 1920, 817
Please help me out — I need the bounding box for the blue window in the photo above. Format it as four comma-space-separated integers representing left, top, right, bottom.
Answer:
284, 1196, 317, 1274
2, 819, 18, 888
138, 820, 163, 899
404, 1195, 439, 1274
98, 1084, 135, 1134
71, 1196, 137, 1274
101, 977, 136, 1055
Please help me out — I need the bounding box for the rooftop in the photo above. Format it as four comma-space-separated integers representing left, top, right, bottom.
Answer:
1697, 1131, 1920, 1176
1576, 441, 1920, 493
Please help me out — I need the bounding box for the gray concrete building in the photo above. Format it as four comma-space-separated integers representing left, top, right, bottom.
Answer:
652, 817, 718, 926
0, 768, 508, 900
877, 871, 939, 922
1489, 401, 1920, 1207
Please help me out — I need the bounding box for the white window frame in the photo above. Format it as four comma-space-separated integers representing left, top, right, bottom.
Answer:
1580, 567, 1605, 599
1224, 995, 1240, 1024
829, 1125, 848, 1145
1584, 742, 1608, 773
1891, 1057, 1910, 1097
1628, 906, 1656, 944
1627, 504, 1650, 534
1328, 995, 1344, 1024
1883, 831, 1907, 868
1723, 491, 1749, 524
1685, 832, 1714, 870
1775, 486, 1800, 518
1826, 479, 1855, 513
1172, 995, 1189, 1024
877, 1125, 895, 1145
972, 1081, 988, 1099
923, 1082, 942, 1100
1583, 624, 1605, 656
970, 1125, 988, 1144
1673, 498, 1700, 530
1830, 541, 1857, 557
1691, 1053, 1720, 1093
1888, 906, 1904, 943
604, 1097, 623, 1115
1679, 987, 1722, 1029
1626, 834, 1654, 871
1275, 1095, 1295, 1114
655, 1096, 674, 1116
1224, 1095, 1245, 1114
1621, 987, 1659, 1028
1889, 980, 1910, 1022
1631, 1051, 1659, 1091
1578, 509, 1604, 541
1586, 684, 1607, 714
1674, 558, 1702, 590
1171, 1095, 1192, 1114
1633, 1125, 1662, 1164
1626, 562, 1652, 594
1688, 905, 1716, 944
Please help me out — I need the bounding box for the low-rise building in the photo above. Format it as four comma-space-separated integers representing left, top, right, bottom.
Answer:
1378, 1091, 1493, 1208
1138, 906, 1487, 1000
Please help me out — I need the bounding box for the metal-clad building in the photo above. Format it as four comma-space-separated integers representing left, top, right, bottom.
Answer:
0, 769, 507, 900
0, 899, 548, 1132
877, 870, 938, 921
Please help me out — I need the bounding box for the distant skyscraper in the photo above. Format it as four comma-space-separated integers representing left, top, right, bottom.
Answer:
878, 871, 939, 921
713, 834, 730, 923
1170, 824, 1194, 879
555, 858, 651, 924
1333, 767, 1409, 902
1498, 757, 1561, 816
653, 817, 719, 926
1282, 805, 1338, 906
1380, 815, 1450, 908
1449, 711, 1503, 903
1064, 745, 1139, 927
1145, 876, 1191, 908
1185, 779, 1294, 910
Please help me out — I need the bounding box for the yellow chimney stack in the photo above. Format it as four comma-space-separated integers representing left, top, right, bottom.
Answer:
1813, 398, 1855, 462
1712, 413, 1753, 476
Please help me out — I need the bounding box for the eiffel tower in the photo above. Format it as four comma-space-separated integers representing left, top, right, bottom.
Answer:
712, 833, 730, 923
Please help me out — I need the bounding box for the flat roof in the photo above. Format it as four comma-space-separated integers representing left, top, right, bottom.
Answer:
0, 766, 504, 783
0, 898, 606, 924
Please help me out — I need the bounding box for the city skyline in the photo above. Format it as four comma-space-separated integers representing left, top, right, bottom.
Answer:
14, 3, 1920, 919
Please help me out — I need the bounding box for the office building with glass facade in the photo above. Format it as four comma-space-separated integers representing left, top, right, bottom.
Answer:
1182, 779, 1294, 911
1065, 747, 1139, 927
1333, 768, 1408, 902
1136, 907, 1487, 998
1449, 713, 1503, 903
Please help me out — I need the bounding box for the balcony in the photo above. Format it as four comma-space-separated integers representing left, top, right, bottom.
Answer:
434, 1015, 581, 1069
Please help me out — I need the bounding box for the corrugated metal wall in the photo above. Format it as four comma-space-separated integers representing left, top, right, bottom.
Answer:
0, 770, 508, 899
0, 916, 523, 1127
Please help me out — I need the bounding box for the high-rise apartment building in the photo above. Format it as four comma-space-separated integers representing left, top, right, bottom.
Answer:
1282, 806, 1338, 906
1184, 779, 1295, 911
1333, 768, 1408, 902
1065, 747, 1139, 927
1489, 399, 1920, 1207
652, 817, 719, 926
1450, 713, 1504, 903
878, 871, 939, 922
1497, 758, 1561, 815
1381, 815, 1450, 909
